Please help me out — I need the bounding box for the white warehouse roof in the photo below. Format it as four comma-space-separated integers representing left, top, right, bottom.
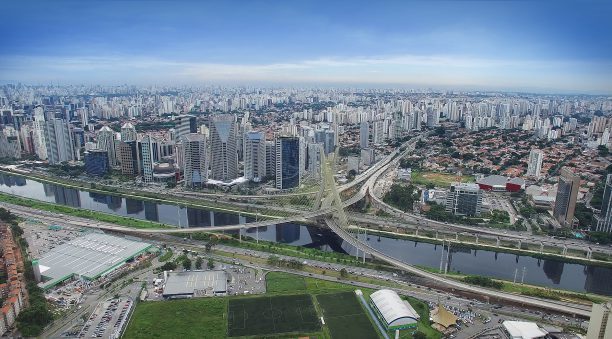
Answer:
370, 289, 420, 328
503, 321, 548, 339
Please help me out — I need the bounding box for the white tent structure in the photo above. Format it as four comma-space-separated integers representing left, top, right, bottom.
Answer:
370, 289, 420, 330
503, 321, 548, 339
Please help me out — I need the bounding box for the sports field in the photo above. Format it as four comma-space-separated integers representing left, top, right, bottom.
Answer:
317, 292, 380, 339
123, 298, 226, 339
411, 170, 474, 187
227, 294, 320, 337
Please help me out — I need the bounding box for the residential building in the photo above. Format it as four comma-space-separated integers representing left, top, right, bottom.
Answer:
209, 114, 238, 182
181, 133, 207, 188
276, 136, 301, 190
526, 149, 544, 178
244, 131, 266, 182
44, 119, 74, 165
445, 183, 483, 216
359, 121, 369, 149
553, 167, 580, 227
84, 149, 110, 176
596, 174, 612, 233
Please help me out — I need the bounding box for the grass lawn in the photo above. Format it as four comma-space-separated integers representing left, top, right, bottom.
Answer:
266, 271, 355, 295
227, 294, 320, 337
0, 192, 170, 229
317, 292, 381, 339
411, 170, 474, 188
123, 298, 227, 339
393, 296, 442, 339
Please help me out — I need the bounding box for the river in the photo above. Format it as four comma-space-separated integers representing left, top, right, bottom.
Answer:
1, 173, 611, 296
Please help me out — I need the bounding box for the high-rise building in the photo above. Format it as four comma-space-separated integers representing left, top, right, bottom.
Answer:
553, 167, 580, 227
84, 149, 110, 176
181, 133, 207, 188
596, 174, 612, 233
244, 131, 266, 182
121, 122, 137, 141
44, 119, 75, 165
373, 120, 385, 144
315, 129, 336, 155
117, 140, 139, 175
586, 302, 612, 339
265, 140, 276, 181
526, 149, 544, 178
33, 120, 48, 160
307, 143, 323, 179
276, 136, 301, 190
209, 114, 238, 181
97, 126, 117, 166
445, 183, 483, 216
140, 135, 159, 183
174, 115, 197, 141
359, 121, 369, 149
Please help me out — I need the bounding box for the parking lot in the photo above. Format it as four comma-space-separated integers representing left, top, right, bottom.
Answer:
20, 218, 82, 257
79, 297, 133, 338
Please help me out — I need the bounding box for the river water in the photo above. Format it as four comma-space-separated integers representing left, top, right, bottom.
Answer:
1, 173, 611, 295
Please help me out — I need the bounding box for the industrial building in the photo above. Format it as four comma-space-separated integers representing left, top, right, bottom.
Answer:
369, 289, 420, 331
162, 270, 228, 299
35, 233, 151, 290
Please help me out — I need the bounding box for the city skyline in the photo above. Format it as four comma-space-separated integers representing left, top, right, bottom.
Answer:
1, 1, 611, 94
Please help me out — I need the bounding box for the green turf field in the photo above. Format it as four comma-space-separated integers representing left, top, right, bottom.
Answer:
317, 292, 381, 339
227, 294, 320, 337
123, 298, 227, 339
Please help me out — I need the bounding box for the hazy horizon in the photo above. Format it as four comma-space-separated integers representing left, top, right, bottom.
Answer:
2, 1, 611, 94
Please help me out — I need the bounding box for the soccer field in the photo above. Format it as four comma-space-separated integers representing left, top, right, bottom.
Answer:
317, 292, 380, 339
227, 294, 320, 337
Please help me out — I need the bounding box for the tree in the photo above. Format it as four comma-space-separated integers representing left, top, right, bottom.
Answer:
207, 258, 215, 270
339, 268, 348, 278
182, 258, 192, 270
413, 332, 427, 339
195, 257, 203, 269
598, 145, 609, 157
267, 255, 280, 266
205, 239, 217, 252
160, 261, 177, 271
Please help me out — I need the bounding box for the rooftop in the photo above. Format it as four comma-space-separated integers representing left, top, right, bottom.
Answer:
163, 270, 227, 297
37, 233, 151, 289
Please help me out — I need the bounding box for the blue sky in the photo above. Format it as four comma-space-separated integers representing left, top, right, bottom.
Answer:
1, 1, 611, 93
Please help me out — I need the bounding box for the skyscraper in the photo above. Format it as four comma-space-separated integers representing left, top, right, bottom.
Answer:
44, 119, 75, 165
244, 131, 266, 182
359, 121, 369, 149
315, 128, 336, 155
97, 126, 117, 166
526, 149, 544, 178
140, 135, 159, 183
84, 149, 110, 176
445, 183, 483, 216
265, 140, 276, 181
307, 143, 323, 179
276, 136, 300, 190
117, 140, 139, 175
181, 133, 207, 188
209, 114, 238, 181
596, 174, 612, 233
121, 122, 137, 141
174, 115, 197, 141
553, 167, 580, 227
